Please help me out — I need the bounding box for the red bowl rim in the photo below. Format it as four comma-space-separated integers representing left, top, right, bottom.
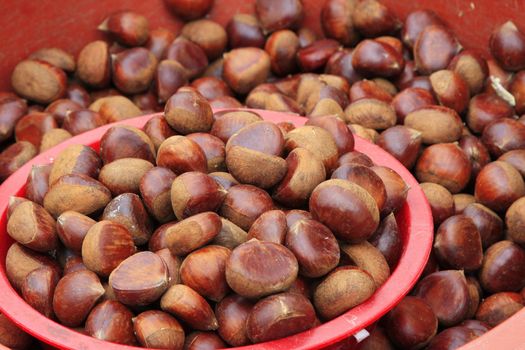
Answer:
0, 109, 433, 350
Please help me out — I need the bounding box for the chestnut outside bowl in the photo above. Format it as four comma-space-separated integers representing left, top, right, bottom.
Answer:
0, 109, 433, 350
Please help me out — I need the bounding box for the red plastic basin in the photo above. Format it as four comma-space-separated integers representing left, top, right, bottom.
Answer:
0, 109, 433, 349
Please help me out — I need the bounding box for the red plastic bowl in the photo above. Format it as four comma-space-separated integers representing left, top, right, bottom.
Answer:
0, 109, 433, 350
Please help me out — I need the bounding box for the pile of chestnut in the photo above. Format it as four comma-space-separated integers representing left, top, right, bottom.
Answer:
1, 0, 525, 349
5, 79, 408, 347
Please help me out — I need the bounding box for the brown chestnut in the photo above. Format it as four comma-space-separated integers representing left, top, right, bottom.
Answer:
246, 292, 316, 344
225, 239, 298, 298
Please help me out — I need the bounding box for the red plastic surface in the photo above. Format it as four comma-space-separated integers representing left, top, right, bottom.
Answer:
0, 109, 433, 350
0, 0, 525, 91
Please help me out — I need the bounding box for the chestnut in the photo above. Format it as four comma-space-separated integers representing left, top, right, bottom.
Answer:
0, 94, 27, 142
210, 111, 262, 143
166, 212, 222, 256
340, 241, 390, 287
247, 210, 287, 244
448, 50, 489, 95
49, 144, 101, 184
474, 161, 525, 212
480, 240, 525, 293
165, 37, 208, 79
255, 0, 303, 33
296, 39, 341, 72
391, 87, 436, 124
506, 197, 525, 245
212, 217, 248, 249
349, 79, 393, 103
109, 251, 169, 306
133, 310, 184, 350
7, 201, 58, 252
377, 126, 422, 169
420, 182, 455, 226
181, 19, 227, 60
160, 284, 218, 331
429, 69, 470, 114
81, 220, 136, 278
99, 125, 156, 164
102, 193, 153, 245
25, 164, 51, 205
155, 248, 181, 288
171, 171, 225, 220
475, 292, 524, 327
459, 135, 491, 179
98, 11, 149, 46
223, 48, 271, 95
285, 125, 339, 172
386, 296, 438, 350
463, 203, 504, 249
426, 326, 481, 350
402, 9, 444, 49
331, 163, 387, 212
414, 25, 460, 74
77, 41, 111, 88
481, 118, 525, 157
414, 270, 470, 327
321, 0, 358, 46
225, 239, 298, 298
145, 27, 175, 60
209, 171, 239, 191
305, 115, 355, 155
164, 87, 213, 135
182, 333, 224, 350
309, 179, 379, 243
286, 219, 340, 278
53, 270, 105, 327
490, 21, 525, 71
216, 294, 254, 346
164, 0, 213, 20
265, 30, 300, 76
90, 95, 142, 123
369, 213, 402, 269
272, 148, 326, 207
85, 300, 137, 345
404, 106, 463, 144
498, 149, 525, 176
14, 112, 57, 149
155, 60, 188, 103
246, 292, 316, 344
344, 98, 396, 131
156, 135, 207, 174
29, 47, 75, 72
140, 166, 177, 223
314, 266, 376, 320
434, 215, 483, 271
21, 266, 60, 318
352, 39, 405, 78
220, 184, 274, 231
325, 49, 363, 85
359, 326, 395, 350
180, 245, 231, 302
191, 77, 233, 101
453, 193, 476, 214
100, 158, 154, 196
11, 59, 66, 104
227, 14, 265, 49
5, 243, 61, 292
352, 0, 399, 37
370, 165, 409, 215
415, 143, 472, 194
